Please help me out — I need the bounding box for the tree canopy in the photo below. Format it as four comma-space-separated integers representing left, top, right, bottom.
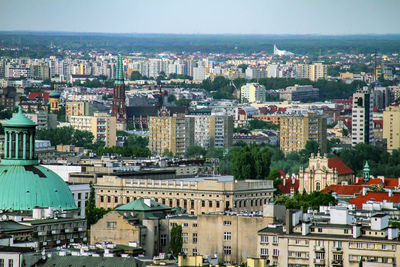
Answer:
274, 191, 338, 211
170, 224, 183, 257
232, 143, 271, 180
36, 127, 94, 148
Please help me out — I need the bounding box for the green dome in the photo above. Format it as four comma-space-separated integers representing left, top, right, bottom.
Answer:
3, 107, 36, 127
0, 165, 76, 211
49, 90, 61, 98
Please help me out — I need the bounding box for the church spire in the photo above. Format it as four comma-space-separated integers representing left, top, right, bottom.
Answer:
115, 55, 124, 85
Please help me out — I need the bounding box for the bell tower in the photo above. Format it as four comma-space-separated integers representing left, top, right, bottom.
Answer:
111, 55, 126, 122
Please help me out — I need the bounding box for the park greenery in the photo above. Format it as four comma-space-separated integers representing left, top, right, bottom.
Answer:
235, 118, 279, 133
96, 133, 151, 157
274, 191, 338, 211
232, 143, 271, 180
36, 126, 97, 148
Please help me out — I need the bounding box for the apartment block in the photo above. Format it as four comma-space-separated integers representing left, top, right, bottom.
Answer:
148, 114, 186, 156
258, 210, 400, 267
241, 83, 266, 103
65, 101, 92, 122
280, 113, 327, 154
296, 63, 327, 81
279, 85, 319, 102
352, 87, 373, 146
186, 114, 233, 149
70, 112, 116, 147
383, 105, 400, 153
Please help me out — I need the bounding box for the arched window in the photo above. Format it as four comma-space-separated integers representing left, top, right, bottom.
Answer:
316, 182, 321, 191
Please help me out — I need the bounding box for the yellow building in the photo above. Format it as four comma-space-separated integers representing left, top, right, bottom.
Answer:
339, 72, 354, 80
279, 113, 327, 154
49, 89, 61, 113
149, 113, 186, 156
296, 63, 327, 81
241, 83, 266, 103
69, 112, 116, 147
65, 101, 92, 122
383, 105, 400, 153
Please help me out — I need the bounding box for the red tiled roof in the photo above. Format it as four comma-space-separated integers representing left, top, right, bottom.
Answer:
350, 192, 400, 209
321, 184, 363, 195
328, 157, 354, 175
354, 177, 399, 188
28, 92, 50, 99
278, 177, 299, 194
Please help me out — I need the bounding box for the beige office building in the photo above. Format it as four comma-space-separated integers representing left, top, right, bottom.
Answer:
279, 113, 327, 154
70, 112, 116, 147
94, 177, 275, 215
383, 105, 400, 153
65, 101, 92, 122
149, 113, 186, 156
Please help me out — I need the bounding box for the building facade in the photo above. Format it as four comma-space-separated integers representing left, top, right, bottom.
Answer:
352, 87, 373, 146
279, 113, 327, 154
70, 112, 116, 147
149, 113, 186, 156
383, 105, 400, 153
94, 177, 275, 215
241, 83, 266, 103
65, 101, 92, 122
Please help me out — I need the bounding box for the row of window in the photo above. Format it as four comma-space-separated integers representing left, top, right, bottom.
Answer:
0, 259, 13, 267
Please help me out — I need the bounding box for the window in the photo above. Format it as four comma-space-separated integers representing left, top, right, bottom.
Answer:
192, 248, 198, 256
261, 235, 268, 243
224, 232, 232, 241
295, 239, 300, 245
106, 221, 117, 229
0, 259, 4, 267
107, 196, 111, 203
209, 201, 212, 208
316, 182, 320, 191
318, 228, 323, 233
202, 200, 205, 207
224, 221, 232, 226
216, 201, 220, 208
357, 242, 362, 249
344, 229, 348, 234
193, 233, 197, 244
382, 244, 387, 250
182, 248, 188, 255
100, 196, 104, 202
273, 236, 279, 244
295, 252, 302, 258
161, 234, 167, 246
334, 241, 342, 248
260, 248, 268, 256
182, 233, 188, 243
8, 259, 13, 267
183, 223, 188, 227
223, 246, 231, 255
193, 223, 197, 228
316, 252, 324, 260
273, 249, 279, 256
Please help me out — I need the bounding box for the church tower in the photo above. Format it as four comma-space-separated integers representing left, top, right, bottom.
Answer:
111, 55, 126, 122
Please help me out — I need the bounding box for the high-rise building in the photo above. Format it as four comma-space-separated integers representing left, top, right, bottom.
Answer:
240, 83, 266, 103
352, 87, 373, 146
70, 112, 116, 147
383, 105, 400, 153
296, 63, 327, 81
65, 101, 92, 122
185, 113, 233, 149
111, 55, 126, 122
280, 113, 327, 154
149, 113, 186, 156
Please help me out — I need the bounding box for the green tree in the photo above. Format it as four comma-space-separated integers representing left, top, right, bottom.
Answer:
232, 143, 271, 180
185, 145, 206, 158
85, 182, 109, 225
131, 71, 145, 81
170, 224, 183, 257
72, 129, 94, 147
274, 191, 337, 211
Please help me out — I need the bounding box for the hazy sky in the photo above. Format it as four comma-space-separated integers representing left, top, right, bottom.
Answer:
0, 0, 399, 35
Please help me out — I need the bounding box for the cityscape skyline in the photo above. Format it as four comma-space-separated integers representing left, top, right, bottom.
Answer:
1, 0, 399, 35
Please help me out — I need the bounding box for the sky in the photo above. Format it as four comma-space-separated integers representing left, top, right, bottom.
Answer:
0, 0, 399, 35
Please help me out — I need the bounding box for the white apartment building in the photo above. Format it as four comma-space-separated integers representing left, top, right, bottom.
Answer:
352, 87, 373, 146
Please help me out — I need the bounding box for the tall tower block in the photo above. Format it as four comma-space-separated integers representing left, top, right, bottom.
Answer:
111, 55, 126, 122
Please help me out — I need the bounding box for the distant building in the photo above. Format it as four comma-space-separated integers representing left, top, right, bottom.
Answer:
352, 87, 373, 146
149, 112, 186, 156
273, 45, 294, 56
241, 83, 266, 103
65, 101, 92, 122
0, 86, 17, 109
23, 110, 57, 131
383, 105, 400, 153
296, 63, 327, 81
70, 112, 116, 147
280, 113, 327, 154
279, 84, 319, 102
111, 55, 127, 123
245, 68, 268, 80
298, 154, 354, 193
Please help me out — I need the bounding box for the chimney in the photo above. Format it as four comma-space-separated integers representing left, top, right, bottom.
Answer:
353, 225, 361, 238
285, 209, 293, 234
388, 189, 393, 198
302, 222, 310, 236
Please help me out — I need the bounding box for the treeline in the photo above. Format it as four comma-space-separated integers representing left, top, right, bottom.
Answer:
36, 127, 98, 148
96, 133, 150, 157
274, 191, 338, 211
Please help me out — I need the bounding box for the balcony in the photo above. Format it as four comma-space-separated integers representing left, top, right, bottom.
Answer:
332, 260, 343, 266
314, 259, 325, 265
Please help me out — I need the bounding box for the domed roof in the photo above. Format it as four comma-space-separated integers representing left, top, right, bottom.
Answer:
0, 165, 76, 211
3, 107, 36, 127
49, 89, 61, 98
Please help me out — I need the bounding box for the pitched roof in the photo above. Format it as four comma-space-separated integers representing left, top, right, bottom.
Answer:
350, 192, 400, 209
328, 157, 354, 175
28, 92, 50, 99
354, 177, 399, 188
278, 177, 299, 194
321, 184, 363, 196
115, 198, 171, 212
